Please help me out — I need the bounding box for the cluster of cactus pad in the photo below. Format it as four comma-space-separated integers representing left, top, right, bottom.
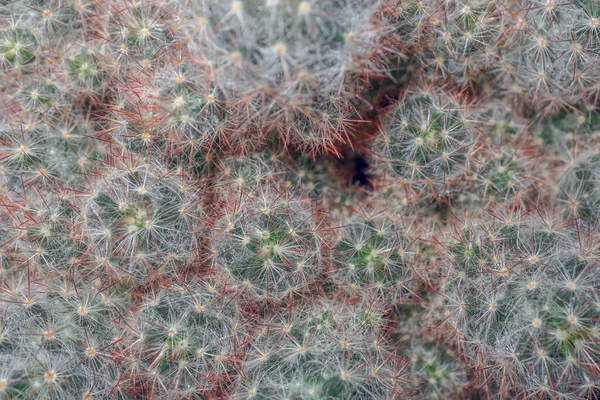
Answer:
1, 0, 599, 399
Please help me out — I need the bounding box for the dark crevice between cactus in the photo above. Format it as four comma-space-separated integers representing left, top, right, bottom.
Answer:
350, 155, 372, 188
323, 64, 412, 192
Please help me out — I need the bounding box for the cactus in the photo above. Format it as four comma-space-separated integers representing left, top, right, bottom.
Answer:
439, 210, 600, 398
1, 0, 599, 399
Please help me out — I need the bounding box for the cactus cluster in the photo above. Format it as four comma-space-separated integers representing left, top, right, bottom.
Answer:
1, 0, 599, 399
